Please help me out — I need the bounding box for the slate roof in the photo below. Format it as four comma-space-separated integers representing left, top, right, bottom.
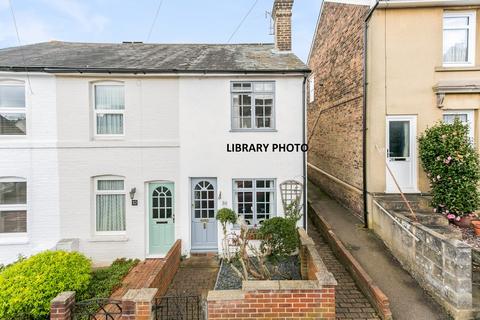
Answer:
0, 41, 308, 74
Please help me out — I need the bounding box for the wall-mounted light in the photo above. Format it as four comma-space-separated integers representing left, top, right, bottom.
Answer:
218, 191, 222, 200
129, 187, 136, 200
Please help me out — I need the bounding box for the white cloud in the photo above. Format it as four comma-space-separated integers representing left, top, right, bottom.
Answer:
41, 0, 109, 32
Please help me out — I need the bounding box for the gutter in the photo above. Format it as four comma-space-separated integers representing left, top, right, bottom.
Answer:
302, 73, 308, 230
362, 0, 380, 228
0, 66, 311, 75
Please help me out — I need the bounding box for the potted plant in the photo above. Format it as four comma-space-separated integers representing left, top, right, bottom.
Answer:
419, 118, 480, 227
471, 220, 480, 236
216, 208, 237, 261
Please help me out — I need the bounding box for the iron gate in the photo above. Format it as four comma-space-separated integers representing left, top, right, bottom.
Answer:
72, 298, 122, 320
152, 295, 203, 320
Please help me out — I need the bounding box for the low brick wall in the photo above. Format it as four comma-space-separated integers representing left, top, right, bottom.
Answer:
148, 239, 181, 297
371, 200, 477, 320
207, 228, 337, 320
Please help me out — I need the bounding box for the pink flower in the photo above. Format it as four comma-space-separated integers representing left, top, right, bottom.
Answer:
455, 216, 461, 222
447, 214, 455, 220
437, 175, 441, 179
447, 156, 452, 160
433, 208, 437, 213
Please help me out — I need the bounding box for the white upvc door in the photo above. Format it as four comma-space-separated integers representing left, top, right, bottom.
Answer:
385, 115, 419, 193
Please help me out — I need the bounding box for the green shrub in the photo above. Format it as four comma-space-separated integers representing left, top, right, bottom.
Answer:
0, 250, 91, 319
418, 118, 480, 217
216, 208, 237, 235
258, 217, 299, 260
78, 258, 139, 301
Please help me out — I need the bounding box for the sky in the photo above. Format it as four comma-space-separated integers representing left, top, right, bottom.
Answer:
0, 0, 322, 63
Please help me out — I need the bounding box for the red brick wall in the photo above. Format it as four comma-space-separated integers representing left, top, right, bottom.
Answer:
208, 288, 335, 320
50, 292, 75, 320
307, 2, 369, 219
149, 240, 181, 297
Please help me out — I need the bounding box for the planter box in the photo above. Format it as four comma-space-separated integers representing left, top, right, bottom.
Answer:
206, 228, 337, 320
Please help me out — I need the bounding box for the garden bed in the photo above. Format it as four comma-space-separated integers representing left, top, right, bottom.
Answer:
214, 255, 301, 290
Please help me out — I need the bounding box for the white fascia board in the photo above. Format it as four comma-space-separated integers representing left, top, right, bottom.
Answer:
326, 0, 375, 6
378, 0, 480, 8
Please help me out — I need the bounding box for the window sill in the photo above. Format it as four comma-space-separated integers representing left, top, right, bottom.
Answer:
88, 235, 129, 242
229, 129, 278, 133
0, 236, 29, 245
435, 66, 480, 72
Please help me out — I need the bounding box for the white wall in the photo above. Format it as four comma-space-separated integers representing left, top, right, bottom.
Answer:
0, 73, 305, 264
0, 73, 60, 264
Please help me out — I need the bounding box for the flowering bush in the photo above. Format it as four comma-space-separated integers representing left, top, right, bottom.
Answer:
418, 118, 480, 219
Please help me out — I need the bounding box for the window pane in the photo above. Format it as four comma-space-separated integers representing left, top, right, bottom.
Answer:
95, 85, 124, 110
98, 180, 124, 191
96, 194, 125, 231
0, 211, 26, 233
0, 86, 25, 108
0, 182, 26, 204
443, 114, 468, 124
443, 29, 468, 63
389, 121, 410, 158
444, 17, 469, 28
0, 113, 26, 135
97, 114, 124, 134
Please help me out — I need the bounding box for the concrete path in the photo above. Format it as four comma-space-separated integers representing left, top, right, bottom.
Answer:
308, 182, 451, 320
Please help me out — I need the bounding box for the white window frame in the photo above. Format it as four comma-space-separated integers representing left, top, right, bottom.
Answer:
232, 178, 276, 227
443, 11, 476, 67
94, 176, 126, 236
0, 177, 27, 239
309, 75, 315, 103
92, 82, 125, 139
231, 81, 276, 131
443, 109, 475, 142
0, 81, 27, 137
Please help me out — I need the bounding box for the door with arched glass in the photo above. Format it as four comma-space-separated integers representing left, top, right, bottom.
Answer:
148, 182, 175, 255
191, 178, 218, 252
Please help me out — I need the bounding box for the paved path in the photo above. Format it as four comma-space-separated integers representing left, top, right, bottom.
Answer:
165, 256, 219, 298
308, 217, 380, 320
308, 181, 450, 320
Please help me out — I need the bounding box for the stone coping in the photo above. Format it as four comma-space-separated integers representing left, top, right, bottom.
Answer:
122, 288, 158, 302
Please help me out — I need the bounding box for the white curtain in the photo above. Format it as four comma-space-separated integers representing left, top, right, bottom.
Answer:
95, 86, 124, 110
96, 194, 125, 232
402, 122, 410, 157
96, 114, 123, 134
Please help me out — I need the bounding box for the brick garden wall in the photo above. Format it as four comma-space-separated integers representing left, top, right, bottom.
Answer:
307, 2, 369, 219
207, 228, 337, 319
148, 239, 181, 297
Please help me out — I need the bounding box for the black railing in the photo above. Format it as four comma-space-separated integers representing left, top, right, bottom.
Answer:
152, 295, 202, 320
72, 298, 122, 320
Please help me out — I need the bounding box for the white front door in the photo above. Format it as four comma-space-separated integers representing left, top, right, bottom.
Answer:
386, 116, 418, 193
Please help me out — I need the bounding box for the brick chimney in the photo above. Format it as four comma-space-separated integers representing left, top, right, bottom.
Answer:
272, 0, 294, 52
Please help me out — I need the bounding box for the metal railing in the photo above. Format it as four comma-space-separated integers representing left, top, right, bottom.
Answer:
152, 295, 202, 320
72, 298, 122, 320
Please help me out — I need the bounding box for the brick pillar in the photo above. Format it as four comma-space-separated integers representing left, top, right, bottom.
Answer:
121, 288, 158, 320
50, 291, 75, 320
272, 0, 294, 52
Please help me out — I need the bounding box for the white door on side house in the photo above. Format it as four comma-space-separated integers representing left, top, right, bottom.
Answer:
385, 115, 418, 193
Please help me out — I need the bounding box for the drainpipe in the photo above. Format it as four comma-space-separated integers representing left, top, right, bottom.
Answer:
363, 1, 379, 228
303, 73, 308, 230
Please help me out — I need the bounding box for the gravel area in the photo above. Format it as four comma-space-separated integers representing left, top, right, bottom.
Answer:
214, 255, 301, 290
449, 224, 480, 249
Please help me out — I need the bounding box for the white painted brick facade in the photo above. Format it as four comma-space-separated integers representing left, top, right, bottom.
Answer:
0, 73, 304, 264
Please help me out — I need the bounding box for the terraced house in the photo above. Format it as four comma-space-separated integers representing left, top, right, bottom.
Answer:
0, 0, 309, 265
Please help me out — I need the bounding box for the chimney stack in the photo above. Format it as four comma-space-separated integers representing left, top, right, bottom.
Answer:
272, 0, 294, 52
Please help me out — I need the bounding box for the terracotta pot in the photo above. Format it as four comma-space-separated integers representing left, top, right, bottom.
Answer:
471, 220, 480, 236
453, 216, 474, 228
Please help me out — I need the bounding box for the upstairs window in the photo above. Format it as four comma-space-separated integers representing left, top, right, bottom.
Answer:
94, 177, 126, 234
94, 84, 125, 136
0, 179, 27, 234
443, 12, 476, 66
231, 81, 275, 130
0, 83, 26, 135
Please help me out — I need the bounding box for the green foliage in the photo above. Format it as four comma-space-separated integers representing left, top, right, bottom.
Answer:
258, 217, 299, 260
78, 258, 139, 301
0, 250, 91, 319
284, 198, 303, 222
418, 118, 480, 217
216, 208, 237, 234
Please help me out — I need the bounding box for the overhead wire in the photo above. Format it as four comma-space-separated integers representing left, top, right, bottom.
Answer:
227, 0, 260, 43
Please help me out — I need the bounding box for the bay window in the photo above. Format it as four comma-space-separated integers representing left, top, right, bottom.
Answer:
233, 179, 275, 226
0, 83, 26, 135
94, 84, 125, 136
0, 179, 27, 234
95, 177, 126, 234
231, 81, 275, 130
443, 12, 476, 66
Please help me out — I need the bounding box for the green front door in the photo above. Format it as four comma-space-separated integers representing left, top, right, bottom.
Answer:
149, 182, 175, 255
